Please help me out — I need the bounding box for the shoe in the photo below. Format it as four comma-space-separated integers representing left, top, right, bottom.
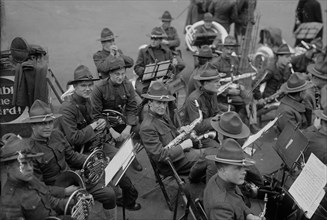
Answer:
116, 198, 142, 211
131, 158, 143, 172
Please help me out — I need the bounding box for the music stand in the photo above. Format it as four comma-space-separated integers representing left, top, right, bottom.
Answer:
142, 60, 171, 81
192, 33, 217, 48
294, 22, 323, 41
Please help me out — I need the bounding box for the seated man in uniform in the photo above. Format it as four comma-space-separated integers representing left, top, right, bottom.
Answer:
0, 135, 71, 220
93, 27, 134, 79
184, 67, 223, 149
203, 138, 264, 220
58, 65, 141, 211
91, 57, 143, 172
24, 100, 118, 219
194, 12, 221, 48
134, 27, 185, 96
139, 81, 200, 176
276, 72, 314, 133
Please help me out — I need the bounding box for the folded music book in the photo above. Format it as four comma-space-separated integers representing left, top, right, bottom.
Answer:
142, 60, 171, 81
193, 33, 217, 47
289, 153, 327, 219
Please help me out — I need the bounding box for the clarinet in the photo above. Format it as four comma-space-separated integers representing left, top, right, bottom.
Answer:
259, 193, 268, 218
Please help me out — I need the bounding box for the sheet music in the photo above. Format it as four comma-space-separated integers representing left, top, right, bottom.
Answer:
242, 117, 278, 150
142, 63, 156, 81
105, 137, 135, 186
156, 60, 171, 78
289, 154, 327, 219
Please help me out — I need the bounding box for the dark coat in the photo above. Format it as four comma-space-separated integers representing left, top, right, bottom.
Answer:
91, 78, 138, 126
0, 177, 66, 220
139, 111, 199, 176
212, 55, 240, 77
161, 25, 181, 51
184, 0, 212, 29
303, 125, 327, 164
276, 95, 311, 132
208, 0, 238, 32
93, 49, 134, 77
203, 174, 252, 220
295, 0, 322, 24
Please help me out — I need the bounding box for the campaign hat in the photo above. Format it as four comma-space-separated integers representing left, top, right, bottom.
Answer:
147, 27, 167, 38
98, 28, 117, 42
67, 65, 100, 85
280, 72, 314, 93
203, 12, 213, 22
218, 35, 240, 47
193, 45, 213, 58
142, 81, 175, 102
307, 60, 327, 80
22, 99, 62, 123
107, 57, 126, 72
193, 68, 221, 81
160, 11, 173, 21
275, 43, 294, 55
210, 111, 250, 139
0, 135, 43, 162
206, 138, 255, 166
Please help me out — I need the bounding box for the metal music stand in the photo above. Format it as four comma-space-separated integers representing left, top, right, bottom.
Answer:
294, 22, 323, 41
142, 60, 171, 81
192, 33, 217, 48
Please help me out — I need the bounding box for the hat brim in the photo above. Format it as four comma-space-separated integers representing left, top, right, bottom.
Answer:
280, 81, 314, 93
22, 113, 62, 123
141, 94, 175, 102
211, 119, 250, 139
193, 74, 220, 81
98, 36, 118, 42
206, 155, 255, 166
307, 64, 327, 79
314, 109, 327, 121
0, 152, 44, 162
67, 78, 100, 85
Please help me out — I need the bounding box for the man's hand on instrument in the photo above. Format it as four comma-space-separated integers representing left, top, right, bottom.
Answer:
162, 39, 169, 45
119, 125, 131, 141
110, 45, 120, 57
257, 98, 266, 106
109, 128, 121, 141
180, 139, 193, 150
95, 119, 106, 131
179, 125, 191, 134
64, 185, 79, 196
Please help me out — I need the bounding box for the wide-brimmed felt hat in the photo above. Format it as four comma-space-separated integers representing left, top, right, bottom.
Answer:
218, 35, 240, 47
160, 11, 173, 21
142, 81, 175, 102
280, 72, 314, 93
310, 37, 323, 52
203, 12, 213, 22
22, 99, 62, 123
206, 138, 255, 166
147, 27, 167, 38
67, 65, 100, 85
275, 43, 294, 55
193, 45, 213, 58
307, 60, 327, 80
0, 135, 44, 162
314, 108, 327, 121
98, 28, 117, 42
193, 68, 221, 81
107, 57, 126, 72
211, 111, 250, 139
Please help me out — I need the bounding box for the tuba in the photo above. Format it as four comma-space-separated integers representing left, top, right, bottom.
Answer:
165, 100, 203, 149
185, 21, 228, 52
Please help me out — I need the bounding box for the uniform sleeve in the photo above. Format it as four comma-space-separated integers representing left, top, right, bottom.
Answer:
93, 51, 115, 74
208, 202, 235, 220
168, 27, 181, 48
134, 49, 146, 77
140, 125, 185, 163
125, 83, 138, 126
91, 85, 106, 121
61, 134, 88, 169
59, 103, 96, 146
120, 52, 134, 68
276, 108, 297, 132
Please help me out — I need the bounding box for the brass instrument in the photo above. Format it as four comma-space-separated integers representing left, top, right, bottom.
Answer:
191, 131, 216, 142
164, 100, 203, 149
288, 63, 294, 74
218, 72, 257, 96
259, 193, 268, 218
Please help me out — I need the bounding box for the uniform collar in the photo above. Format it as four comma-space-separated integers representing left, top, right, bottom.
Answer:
215, 174, 237, 192
281, 95, 306, 112
73, 93, 88, 104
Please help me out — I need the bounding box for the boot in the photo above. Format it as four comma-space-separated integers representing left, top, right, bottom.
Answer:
131, 158, 143, 172
103, 206, 117, 220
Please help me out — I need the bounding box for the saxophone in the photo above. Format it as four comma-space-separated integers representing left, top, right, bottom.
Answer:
164, 100, 203, 149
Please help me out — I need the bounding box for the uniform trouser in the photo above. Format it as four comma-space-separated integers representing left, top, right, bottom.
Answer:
102, 142, 138, 206
87, 178, 116, 209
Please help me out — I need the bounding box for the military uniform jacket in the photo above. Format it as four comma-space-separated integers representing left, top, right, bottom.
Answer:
59, 93, 96, 148
161, 26, 180, 51
184, 87, 221, 135
303, 125, 327, 164
276, 95, 310, 132
139, 111, 188, 175
204, 174, 252, 220
92, 78, 138, 126
0, 177, 65, 220
29, 130, 87, 197
212, 55, 240, 77
93, 49, 134, 76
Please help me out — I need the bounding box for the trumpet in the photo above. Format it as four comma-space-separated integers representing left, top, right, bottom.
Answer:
164, 100, 203, 149
190, 131, 216, 142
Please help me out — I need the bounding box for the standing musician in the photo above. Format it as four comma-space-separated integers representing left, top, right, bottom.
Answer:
58, 65, 141, 211
134, 27, 185, 96
276, 72, 314, 133
184, 68, 223, 149
93, 27, 134, 79
0, 135, 71, 220
91, 57, 143, 172
139, 81, 201, 176
23, 100, 118, 220
203, 138, 264, 220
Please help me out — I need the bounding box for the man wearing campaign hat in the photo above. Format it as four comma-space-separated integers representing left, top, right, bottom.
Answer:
23, 100, 119, 219
93, 27, 134, 79
91, 57, 144, 173
139, 81, 200, 176
159, 11, 180, 52
203, 138, 264, 220
0, 135, 70, 220
184, 67, 223, 149
276, 72, 314, 132
254, 43, 295, 101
